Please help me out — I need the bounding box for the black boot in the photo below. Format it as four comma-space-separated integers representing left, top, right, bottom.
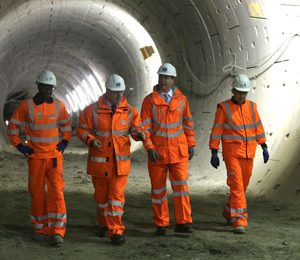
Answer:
155, 226, 166, 236
111, 234, 125, 245
174, 224, 192, 233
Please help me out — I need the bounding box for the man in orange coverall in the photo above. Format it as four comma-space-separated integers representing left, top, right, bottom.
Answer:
141, 63, 197, 236
76, 74, 152, 245
209, 74, 269, 234
7, 70, 72, 246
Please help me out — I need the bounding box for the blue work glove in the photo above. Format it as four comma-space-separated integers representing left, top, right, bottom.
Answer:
16, 143, 33, 155
210, 152, 220, 169
148, 149, 159, 163
56, 140, 68, 152
188, 147, 195, 160
263, 148, 269, 163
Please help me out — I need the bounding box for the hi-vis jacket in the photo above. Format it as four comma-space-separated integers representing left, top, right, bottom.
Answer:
7, 98, 72, 158
141, 87, 196, 164
209, 98, 266, 159
76, 95, 152, 178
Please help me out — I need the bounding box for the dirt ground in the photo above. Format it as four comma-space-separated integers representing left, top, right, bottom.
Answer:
0, 150, 299, 260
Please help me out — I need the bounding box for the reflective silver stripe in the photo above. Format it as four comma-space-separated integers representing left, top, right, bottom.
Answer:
30, 123, 57, 130
25, 136, 60, 142
112, 130, 129, 136
48, 221, 66, 227
128, 106, 133, 128
230, 214, 248, 224
153, 120, 182, 129
256, 132, 266, 139
110, 200, 124, 207
249, 101, 255, 125
152, 194, 168, 204
90, 156, 107, 163
102, 211, 123, 217
98, 200, 124, 208
141, 118, 152, 126
214, 123, 258, 130
183, 117, 193, 121
55, 99, 60, 119
48, 213, 67, 219
173, 191, 189, 197
60, 126, 72, 132
31, 214, 48, 222
130, 124, 142, 132
153, 129, 184, 138
33, 223, 45, 229
95, 131, 110, 137
152, 187, 167, 195
28, 99, 34, 122
224, 101, 232, 125
93, 102, 98, 130
59, 117, 70, 124
183, 125, 194, 130
116, 155, 130, 161
7, 129, 19, 135
211, 134, 258, 141
9, 118, 25, 126
225, 206, 247, 214
255, 120, 262, 127
171, 180, 187, 186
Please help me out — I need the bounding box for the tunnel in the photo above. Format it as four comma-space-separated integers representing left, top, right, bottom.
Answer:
0, 0, 300, 258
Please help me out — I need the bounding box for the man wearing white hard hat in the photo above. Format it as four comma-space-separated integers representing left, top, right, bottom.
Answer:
209, 74, 269, 234
7, 70, 72, 246
141, 63, 197, 236
77, 74, 152, 245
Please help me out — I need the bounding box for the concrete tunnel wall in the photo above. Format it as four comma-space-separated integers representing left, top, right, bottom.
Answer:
0, 0, 300, 204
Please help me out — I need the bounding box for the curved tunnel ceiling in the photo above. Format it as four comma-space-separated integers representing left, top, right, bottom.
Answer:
1, 0, 300, 203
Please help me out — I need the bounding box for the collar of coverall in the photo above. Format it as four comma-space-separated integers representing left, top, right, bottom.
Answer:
152, 86, 181, 105
231, 96, 246, 105
99, 94, 128, 111
33, 93, 54, 105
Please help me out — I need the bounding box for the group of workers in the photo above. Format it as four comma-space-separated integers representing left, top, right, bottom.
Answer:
7, 63, 269, 247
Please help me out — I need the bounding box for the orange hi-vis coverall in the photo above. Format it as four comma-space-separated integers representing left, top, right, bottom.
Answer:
209, 98, 266, 227
7, 98, 71, 237
76, 95, 152, 238
141, 87, 196, 227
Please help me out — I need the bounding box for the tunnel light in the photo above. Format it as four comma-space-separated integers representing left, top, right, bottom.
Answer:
5, 120, 9, 126
74, 86, 88, 110
66, 93, 78, 112
88, 74, 103, 99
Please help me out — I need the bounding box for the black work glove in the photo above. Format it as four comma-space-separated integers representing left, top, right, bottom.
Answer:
263, 148, 269, 163
148, 149, 159, 163
210, 152, 220, 169
188, 147, 195, 160
136, 132, 146, 141
56, 140, 68, 153
16, 143, 33, 155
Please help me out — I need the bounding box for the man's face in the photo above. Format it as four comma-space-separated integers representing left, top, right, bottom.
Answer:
37, 84, 54, 98
232, 88, 248, 104
158, 75, 175, 92
106, 89, 124, 106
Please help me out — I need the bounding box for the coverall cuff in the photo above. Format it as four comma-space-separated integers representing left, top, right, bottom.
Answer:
86, 135, 96, 146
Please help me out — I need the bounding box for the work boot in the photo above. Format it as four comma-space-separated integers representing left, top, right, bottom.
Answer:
155, 226, 166, 236
50, 234, 64, 247
174, 224, 192, 233
32, 233, 47, 242
233, 226, 246, 234
111, 234, 125, 246
98, 227, 108, 238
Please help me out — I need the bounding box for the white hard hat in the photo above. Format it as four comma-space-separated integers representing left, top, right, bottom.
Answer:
36, 70, 57, 86
157, 63, 177, 77
105, 74, 126, 91
232, 74, 251, 92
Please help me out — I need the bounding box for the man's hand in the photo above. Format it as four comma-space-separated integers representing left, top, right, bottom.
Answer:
188, 147, 195, 160
210, 153, 220, 169
91, 139, 102, 149
56, 140, 68, 153
148, 149, 159, 163
16, 143, 33, 156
